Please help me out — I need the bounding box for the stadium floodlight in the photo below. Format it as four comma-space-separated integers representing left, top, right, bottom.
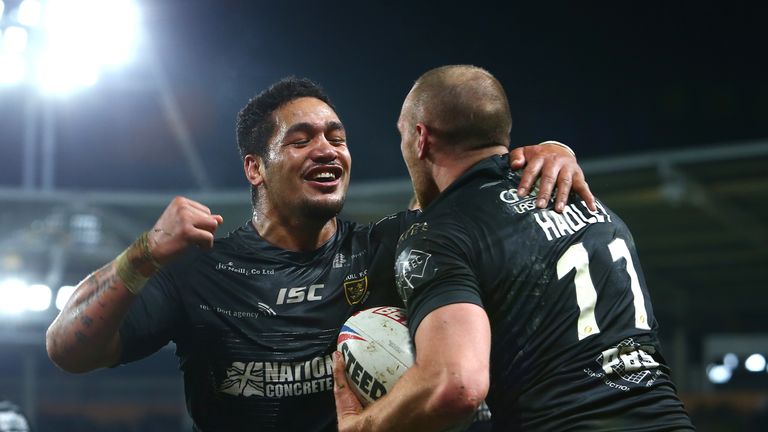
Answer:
17, 0, 43, 27
89, 0, 140, 66
2, 26, 29, 53
707, 364, 732, 384
744, 354, 766, 373
0, 278, 28, 315
55, 285, 76, 311
0, 52, 26, 84
37, 51, 99, 93
35, 0, 140, 94
723, 352, 738, 369
25, 284, 52, 311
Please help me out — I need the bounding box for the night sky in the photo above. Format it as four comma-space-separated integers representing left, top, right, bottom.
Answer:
0, 0, 765, 191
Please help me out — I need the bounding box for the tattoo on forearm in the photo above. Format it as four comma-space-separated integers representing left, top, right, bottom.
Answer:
77, 263, 119, 311
63, 262, 122, 346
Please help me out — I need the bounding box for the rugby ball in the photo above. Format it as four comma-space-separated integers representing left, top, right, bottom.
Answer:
337, 306, 414, 405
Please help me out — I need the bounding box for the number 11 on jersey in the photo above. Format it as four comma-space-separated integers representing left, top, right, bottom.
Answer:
556, 238, 650, 341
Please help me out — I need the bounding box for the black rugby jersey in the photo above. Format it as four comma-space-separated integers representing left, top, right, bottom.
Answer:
395, 155, 694, 431
119, 216, 414, 432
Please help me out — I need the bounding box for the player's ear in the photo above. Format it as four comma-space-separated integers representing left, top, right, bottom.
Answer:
415, 122, 431, 160
244, 154, 265, 187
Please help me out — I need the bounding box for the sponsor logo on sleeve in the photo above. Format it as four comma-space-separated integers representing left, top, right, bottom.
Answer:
395, 249, 432, 303
398, 222, 429, 242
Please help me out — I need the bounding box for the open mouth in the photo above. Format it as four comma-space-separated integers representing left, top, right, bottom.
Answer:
303, 165, 343, 184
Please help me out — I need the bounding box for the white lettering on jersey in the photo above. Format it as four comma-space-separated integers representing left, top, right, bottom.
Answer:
534, 201, 612, 241
276, 284, 324, 305
398, 222, 429, 242
498, 187, 539, 213
215, 261, 275, 276
220, 355, 335, 398
601, 346, 659, 376
333, 253, 347, 268
582, 338, 662, 392
397, 249, 432, 290
198, 303, 277, 318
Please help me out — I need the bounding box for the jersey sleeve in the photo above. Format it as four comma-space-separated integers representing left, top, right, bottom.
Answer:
118, 259, 185, 364
370, 210, 421, 248
364, 210, 421, 309
396, 223, 483, 340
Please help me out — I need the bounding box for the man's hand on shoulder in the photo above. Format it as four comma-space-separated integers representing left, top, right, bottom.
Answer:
509, 141, 596, 213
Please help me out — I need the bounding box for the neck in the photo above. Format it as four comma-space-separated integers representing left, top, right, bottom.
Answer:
251, 207, 337, 252
432, 145, 508, 193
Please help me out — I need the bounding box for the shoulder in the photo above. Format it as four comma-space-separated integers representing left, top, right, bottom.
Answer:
336, 217, 370, 236
431, 158, 514, 223
160, 225, 249, 278
371, 210, 419, 241
396, 201, 476, 270
212, 221, 256, 250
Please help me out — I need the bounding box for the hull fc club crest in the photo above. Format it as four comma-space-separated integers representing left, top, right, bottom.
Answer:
344, 276, 368, 305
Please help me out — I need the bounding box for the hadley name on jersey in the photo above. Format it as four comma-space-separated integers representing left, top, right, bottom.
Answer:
395, 154, 693, 431
118, 215, 416, 432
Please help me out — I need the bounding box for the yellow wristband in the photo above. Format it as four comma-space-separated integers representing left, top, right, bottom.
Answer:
115, 248, 149, 295
139, 231, 163, 271
539, 140, 576, 157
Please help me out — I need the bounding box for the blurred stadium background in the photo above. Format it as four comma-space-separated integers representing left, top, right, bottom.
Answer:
1, 1, 766, 430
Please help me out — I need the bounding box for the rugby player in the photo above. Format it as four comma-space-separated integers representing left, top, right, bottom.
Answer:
333, 66, 694, 431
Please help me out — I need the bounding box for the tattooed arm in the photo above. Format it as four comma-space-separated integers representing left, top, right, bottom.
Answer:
46, 256, 147, 372
45, 196, 223, 373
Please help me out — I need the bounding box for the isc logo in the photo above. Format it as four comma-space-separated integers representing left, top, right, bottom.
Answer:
276, 284, 324, 305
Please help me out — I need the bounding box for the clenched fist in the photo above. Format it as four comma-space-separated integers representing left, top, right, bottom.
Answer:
147, 196, 224, 266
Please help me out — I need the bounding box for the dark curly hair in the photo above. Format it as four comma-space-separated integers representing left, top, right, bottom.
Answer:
236, 77, 336, 208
